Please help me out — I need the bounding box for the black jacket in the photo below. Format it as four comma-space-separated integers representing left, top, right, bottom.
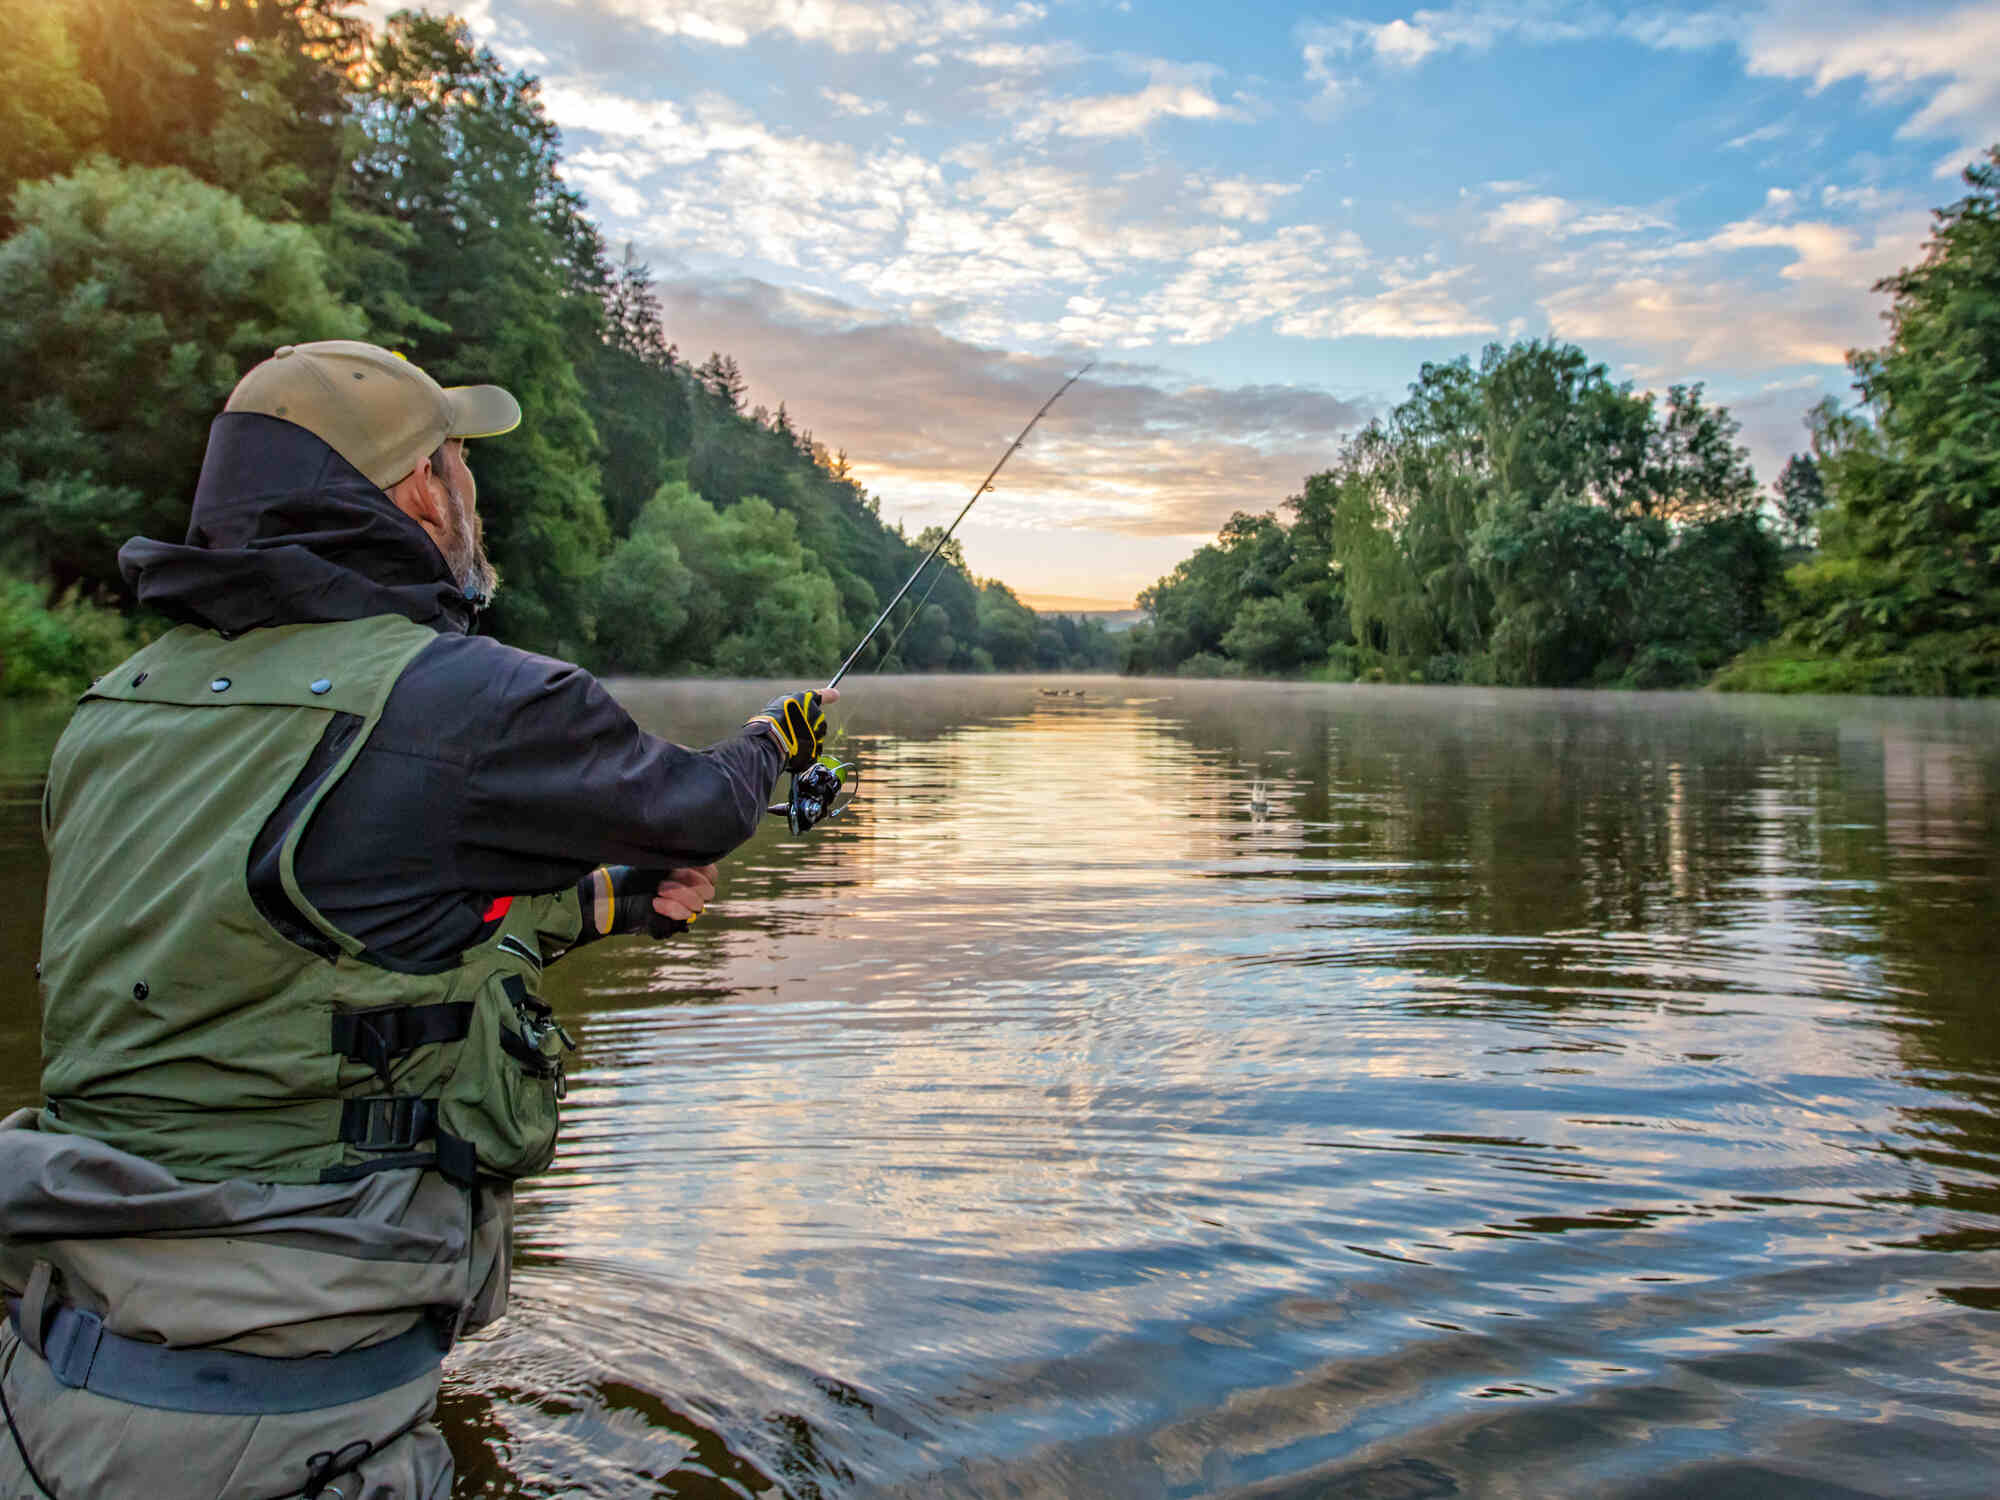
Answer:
119, 413, 783, 963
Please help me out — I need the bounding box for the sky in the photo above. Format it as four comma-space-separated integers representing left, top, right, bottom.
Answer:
379, 0, 2000, 608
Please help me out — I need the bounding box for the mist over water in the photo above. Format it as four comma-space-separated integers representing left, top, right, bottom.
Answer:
4, 678, 1998, 1497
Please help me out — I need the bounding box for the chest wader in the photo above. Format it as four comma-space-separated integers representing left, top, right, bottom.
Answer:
14, 615, 582, 1490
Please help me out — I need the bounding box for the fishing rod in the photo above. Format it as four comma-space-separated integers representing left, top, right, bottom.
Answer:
771, 360, 1094, 833
829, 361, 1093, 691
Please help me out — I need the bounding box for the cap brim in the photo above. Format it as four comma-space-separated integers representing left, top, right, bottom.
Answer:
444, 384, 521, 440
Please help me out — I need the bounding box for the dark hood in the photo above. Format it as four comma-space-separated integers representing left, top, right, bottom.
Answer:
119, 412, 476, 637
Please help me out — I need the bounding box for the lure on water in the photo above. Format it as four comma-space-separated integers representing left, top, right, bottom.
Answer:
767, 361, 1092, 835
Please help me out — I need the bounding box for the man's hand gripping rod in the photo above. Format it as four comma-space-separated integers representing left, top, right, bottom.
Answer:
772, 361, 1094, 832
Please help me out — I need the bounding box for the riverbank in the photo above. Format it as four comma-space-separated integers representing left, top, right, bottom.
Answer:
1146, 637, 1998, 696
1156, 639, 1995, 696
1709, 632, 2000, 696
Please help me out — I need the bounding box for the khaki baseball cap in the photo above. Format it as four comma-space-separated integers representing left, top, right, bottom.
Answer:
226, 340, 521, 490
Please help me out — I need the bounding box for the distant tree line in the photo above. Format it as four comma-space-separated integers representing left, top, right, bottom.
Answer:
1127, 156, 2000, 696
0, 0, 1119, 694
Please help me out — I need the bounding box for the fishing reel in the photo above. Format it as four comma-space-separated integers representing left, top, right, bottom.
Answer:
769, 758, 856, 835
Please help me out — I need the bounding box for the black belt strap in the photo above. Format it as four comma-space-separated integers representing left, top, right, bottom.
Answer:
5, 1297, 445, 1415
331, 1002, 474, 1079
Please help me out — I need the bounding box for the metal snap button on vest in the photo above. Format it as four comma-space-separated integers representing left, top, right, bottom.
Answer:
310, 678, 332, 695
133, 981, 149, 1001
210, 678, 231, 692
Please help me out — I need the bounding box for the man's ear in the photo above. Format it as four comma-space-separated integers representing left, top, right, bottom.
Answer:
388, 457, 445, 531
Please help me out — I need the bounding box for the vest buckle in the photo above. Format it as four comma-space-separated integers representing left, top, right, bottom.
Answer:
342, 1095, 434, 1152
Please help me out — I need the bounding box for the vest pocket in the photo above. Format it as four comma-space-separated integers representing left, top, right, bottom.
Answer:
436, 971, 571, 1179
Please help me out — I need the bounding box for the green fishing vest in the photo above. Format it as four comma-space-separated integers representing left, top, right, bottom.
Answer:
37, 614, 580, 1186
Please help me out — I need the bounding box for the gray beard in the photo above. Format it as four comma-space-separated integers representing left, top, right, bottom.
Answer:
440, 481, 498, 606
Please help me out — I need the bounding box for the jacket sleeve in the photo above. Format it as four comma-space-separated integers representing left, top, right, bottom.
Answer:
451, 645, 786, 889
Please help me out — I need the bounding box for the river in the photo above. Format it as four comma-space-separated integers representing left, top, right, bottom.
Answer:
3, 677, 1998, 1498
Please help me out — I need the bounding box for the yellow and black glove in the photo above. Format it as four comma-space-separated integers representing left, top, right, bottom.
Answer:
577, 866, 687, 941
748, 689, 828, 774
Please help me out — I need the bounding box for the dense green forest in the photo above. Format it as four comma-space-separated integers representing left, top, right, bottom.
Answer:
1126, 160, 2000, 696
0, 0, 1120, 695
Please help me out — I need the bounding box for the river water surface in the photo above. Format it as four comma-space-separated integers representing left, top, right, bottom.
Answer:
3, 676, 1998, 1498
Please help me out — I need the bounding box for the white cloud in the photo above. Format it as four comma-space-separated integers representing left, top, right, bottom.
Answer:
1544, 275, 1858, 371
538, 79, 1354, 348
1016, 76, 1249, 139
576, 0, 1045, 54
820, 88, 888, 117
1479, 192, 1670, 241
1198, 176, 1304, 222
1737, 1, 2000, 164
1280, 267, 1497, 340
1726, 121, 1790, 149
1300, 40, 1348, 110
1304, 2, 2000, 164
1819, 183, 1898, 214
1692, 209, 1932, 287
1538, 201, 1930, 374
1619, 9, 1738, 50
1570, 207, 1672, 235
960, 40, 1088, 68
973, 224, 1370, 349
1481, 193, 1572, 238
1297, 2, 1726, 79
1374, 17, 1442, 63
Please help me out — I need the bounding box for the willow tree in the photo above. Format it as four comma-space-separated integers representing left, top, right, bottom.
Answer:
1300, 339, 1765, 685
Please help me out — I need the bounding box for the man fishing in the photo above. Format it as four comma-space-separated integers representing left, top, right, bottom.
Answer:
0, 339, 833, 1499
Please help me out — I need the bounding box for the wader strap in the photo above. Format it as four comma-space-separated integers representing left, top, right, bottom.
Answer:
4, 1298, 443, 1415
331, 1002, 475, 1079
17, 1261, 54, 1359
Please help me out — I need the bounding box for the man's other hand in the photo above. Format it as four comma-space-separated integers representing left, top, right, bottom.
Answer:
650, 864, 717, 927
578, 864, 719, 941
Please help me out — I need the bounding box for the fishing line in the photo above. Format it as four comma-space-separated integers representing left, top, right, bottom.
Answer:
771, 361, 1093, 833
870, 553, 949, 671
825, 361, 1092, 692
